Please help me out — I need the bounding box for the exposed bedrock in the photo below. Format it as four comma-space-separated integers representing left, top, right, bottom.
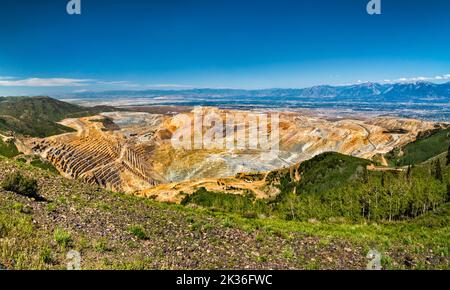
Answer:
20, 110, 447, 195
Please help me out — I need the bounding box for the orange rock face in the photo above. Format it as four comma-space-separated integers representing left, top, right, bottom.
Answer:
20, 108, 446, 199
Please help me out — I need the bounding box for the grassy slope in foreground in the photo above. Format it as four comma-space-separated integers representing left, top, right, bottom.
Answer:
0, 156, 448, 270
0, 96, 116, 137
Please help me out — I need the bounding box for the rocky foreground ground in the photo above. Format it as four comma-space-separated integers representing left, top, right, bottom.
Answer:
0, 157, 448, 270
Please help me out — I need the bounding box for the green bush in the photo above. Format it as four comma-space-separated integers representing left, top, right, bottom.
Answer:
53, 228, 73, 249
0, 139, 20, 158
1, 171, 39, 199
30, 158, 59, 174
128, 225, 148, 240
40, 248, 53, 264
182, 187, 269, 216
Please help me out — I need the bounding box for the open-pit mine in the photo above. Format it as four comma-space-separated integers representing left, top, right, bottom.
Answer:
19, 107, 445, 202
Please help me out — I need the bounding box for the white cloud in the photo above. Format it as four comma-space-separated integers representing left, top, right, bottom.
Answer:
355, 73, 450, 85
96, 80, 131, 85
144, 84, 196, 89
0, 78, 93, 87
73, 89, 88, 93
392, 74, 450, 83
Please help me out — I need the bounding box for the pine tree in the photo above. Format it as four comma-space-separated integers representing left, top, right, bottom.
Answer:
447, 183, 450, 202
362, 167, 369, 184
406, 165, 412, 181
446, 145, 450, 166
434, 160, 443, 182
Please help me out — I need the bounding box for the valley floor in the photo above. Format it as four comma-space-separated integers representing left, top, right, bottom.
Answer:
0, 157, 448, 270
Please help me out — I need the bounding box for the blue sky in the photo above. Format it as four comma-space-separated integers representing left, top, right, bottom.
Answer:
0, 0, 450, 95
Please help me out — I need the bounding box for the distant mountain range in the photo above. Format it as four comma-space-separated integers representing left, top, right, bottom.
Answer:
65, 81, 450, 102
55, 81, 450, 121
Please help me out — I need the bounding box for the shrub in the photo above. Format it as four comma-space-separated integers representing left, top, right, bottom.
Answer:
40, 248, 53, 265
0, 139, 20, 158
182, 187, 268, 216
1, 171, 39, 199
53, 228, 73, 248
241, 212, 258, 219
128, 225, 148, 240
30, 157, 59, 174
93, 238, 110, 252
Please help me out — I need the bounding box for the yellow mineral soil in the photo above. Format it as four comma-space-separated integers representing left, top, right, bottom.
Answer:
18, 108, 446, 201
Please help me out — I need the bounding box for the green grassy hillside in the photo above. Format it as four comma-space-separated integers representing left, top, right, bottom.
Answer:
386, 127, 450, 166
0, 96, 117, 137
291, 152, 372, 194
0, 139, 20, 158
0, 156, 448, 270
184, 152, 450, 223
